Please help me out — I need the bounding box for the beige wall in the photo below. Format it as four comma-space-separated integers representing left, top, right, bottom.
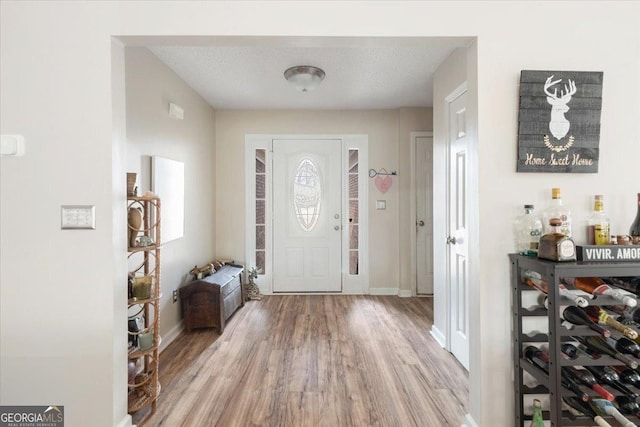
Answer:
125, 48, 217, 343
215, 108, 431, 292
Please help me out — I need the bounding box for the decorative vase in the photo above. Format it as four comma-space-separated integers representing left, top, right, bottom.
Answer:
126, 172, 137, 197
127, 207, 142, 248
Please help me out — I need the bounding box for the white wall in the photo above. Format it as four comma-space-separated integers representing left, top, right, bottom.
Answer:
125, 47, 217, 341
215, 108, 430, 292
1, 2, 639, 427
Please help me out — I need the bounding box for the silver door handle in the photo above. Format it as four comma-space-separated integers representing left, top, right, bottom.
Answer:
417, 220, 425, 227
334, 225, 340, 231
446, 236, 457, 245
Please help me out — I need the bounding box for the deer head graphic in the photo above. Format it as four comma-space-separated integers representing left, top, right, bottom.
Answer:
544, 75, 577, 140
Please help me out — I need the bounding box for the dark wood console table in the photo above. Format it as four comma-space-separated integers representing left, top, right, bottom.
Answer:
180, 264, 244, 333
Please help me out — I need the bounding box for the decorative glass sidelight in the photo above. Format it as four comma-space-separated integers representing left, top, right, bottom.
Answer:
348, 149, 359, 275
255, 149, 266, 274
293, 158, 322, 232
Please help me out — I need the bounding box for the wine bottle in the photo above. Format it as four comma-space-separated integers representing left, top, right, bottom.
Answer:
542, 187, 572, 236
612, 365, 640, 388
523, 270, 589, 307
616, 395, 640, 419
561, 306, 611, 337
529, 398, 544, 427
515, 205, 544, 256
584, 365, 640, 402
629, 193, 640, 239
587, 195, 611, 245
590, 399, 637, 427
524, 346, 589, 401
603, 277, 640, 298
564, 366, 614, 401
561, 342, 579, 359
563, 277, 637, 307
563, 397, 612, 427
606, 336, 640, 358
584, 305, 639, 339
575, 335, 638, 369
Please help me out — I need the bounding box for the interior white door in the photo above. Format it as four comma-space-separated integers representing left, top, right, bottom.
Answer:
448, 90, 470, 370
272, 139, 342, 292
415, 135, 434, 295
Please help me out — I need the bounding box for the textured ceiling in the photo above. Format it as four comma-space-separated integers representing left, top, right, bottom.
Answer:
148, 37, 470, 110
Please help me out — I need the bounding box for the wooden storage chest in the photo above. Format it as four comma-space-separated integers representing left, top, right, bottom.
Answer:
180, 264, 244, 333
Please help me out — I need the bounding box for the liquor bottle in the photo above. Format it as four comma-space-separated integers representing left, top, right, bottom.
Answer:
603, 277, 640, 297
523, 346, 589, 401
563, 397, 612, 427
606, 336, 640, 358
564, 366, 614, 401
587, 195, 611, 245
515, 205, 543, 256
584, 305, 639, 339
612, 365, 640, 388
529, 398, 544, 427
615, 395, 640, 418
524, 269, 589, 307
542, 187, 572, 236
630, 193, 640, 239
575, 336, 638, 369
561, 306, 610, 337
538, 218, 576, 261
584, 365, 640, 402
590, 399, 636, 427
564, 277, 637, 307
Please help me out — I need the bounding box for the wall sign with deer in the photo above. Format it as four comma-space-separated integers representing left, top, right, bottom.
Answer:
517, 70, 603, 173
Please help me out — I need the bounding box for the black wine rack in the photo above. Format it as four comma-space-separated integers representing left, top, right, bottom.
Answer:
511, 254, 640, 426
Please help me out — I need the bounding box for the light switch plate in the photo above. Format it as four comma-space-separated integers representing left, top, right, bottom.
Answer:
61, 205, 95, 229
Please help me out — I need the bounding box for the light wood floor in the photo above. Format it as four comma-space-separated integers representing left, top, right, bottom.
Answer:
138, 295, 468, 427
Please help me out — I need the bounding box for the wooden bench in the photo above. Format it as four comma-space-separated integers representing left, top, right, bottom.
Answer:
180, 264, 244, 333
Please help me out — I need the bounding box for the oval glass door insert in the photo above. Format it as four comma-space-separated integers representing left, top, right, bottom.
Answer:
293, 158, 322, 231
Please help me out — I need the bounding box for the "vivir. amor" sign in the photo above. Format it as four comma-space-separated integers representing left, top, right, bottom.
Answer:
577, 245, 640, 262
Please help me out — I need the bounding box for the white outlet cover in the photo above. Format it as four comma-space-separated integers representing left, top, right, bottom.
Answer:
61, 205, 96, 229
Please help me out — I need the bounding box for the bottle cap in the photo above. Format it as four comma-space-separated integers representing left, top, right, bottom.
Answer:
549, 218, 562, 226
594, 195, 603, 201
552, 188, 561, 199
524, 204, 534, 209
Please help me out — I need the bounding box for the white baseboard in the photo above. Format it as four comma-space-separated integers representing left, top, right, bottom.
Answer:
398, 289, 413, 298
160, 320, 183, 353
430, 325, 446, 348
461, 413, 478, 427
369, 287, 399, 296
115, 414, 133, 427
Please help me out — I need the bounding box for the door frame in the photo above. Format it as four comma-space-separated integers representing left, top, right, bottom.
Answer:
245, 134, 369, 295
410, 131, 434, 297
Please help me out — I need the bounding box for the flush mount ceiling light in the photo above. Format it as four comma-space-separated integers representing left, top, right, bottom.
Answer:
284, 65, 326, 92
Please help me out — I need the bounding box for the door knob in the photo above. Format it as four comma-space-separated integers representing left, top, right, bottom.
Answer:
446, 236, 457, 245
417, 220, 425, 227
334, 225, 340, 231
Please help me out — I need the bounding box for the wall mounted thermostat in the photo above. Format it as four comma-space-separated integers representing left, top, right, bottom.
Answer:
61, 205, 96, 229
1, 135, 25, 157
376, 200, 387, 210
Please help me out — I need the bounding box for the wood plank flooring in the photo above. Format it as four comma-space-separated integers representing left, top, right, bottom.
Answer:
138, 295, 468, 427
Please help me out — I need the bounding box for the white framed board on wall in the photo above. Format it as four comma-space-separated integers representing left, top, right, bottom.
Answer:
152, 156, 184, 243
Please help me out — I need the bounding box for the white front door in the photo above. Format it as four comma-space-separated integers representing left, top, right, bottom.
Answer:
448, 90, 470, 370
415, 135, 434, 295
272, 139, 342, 292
